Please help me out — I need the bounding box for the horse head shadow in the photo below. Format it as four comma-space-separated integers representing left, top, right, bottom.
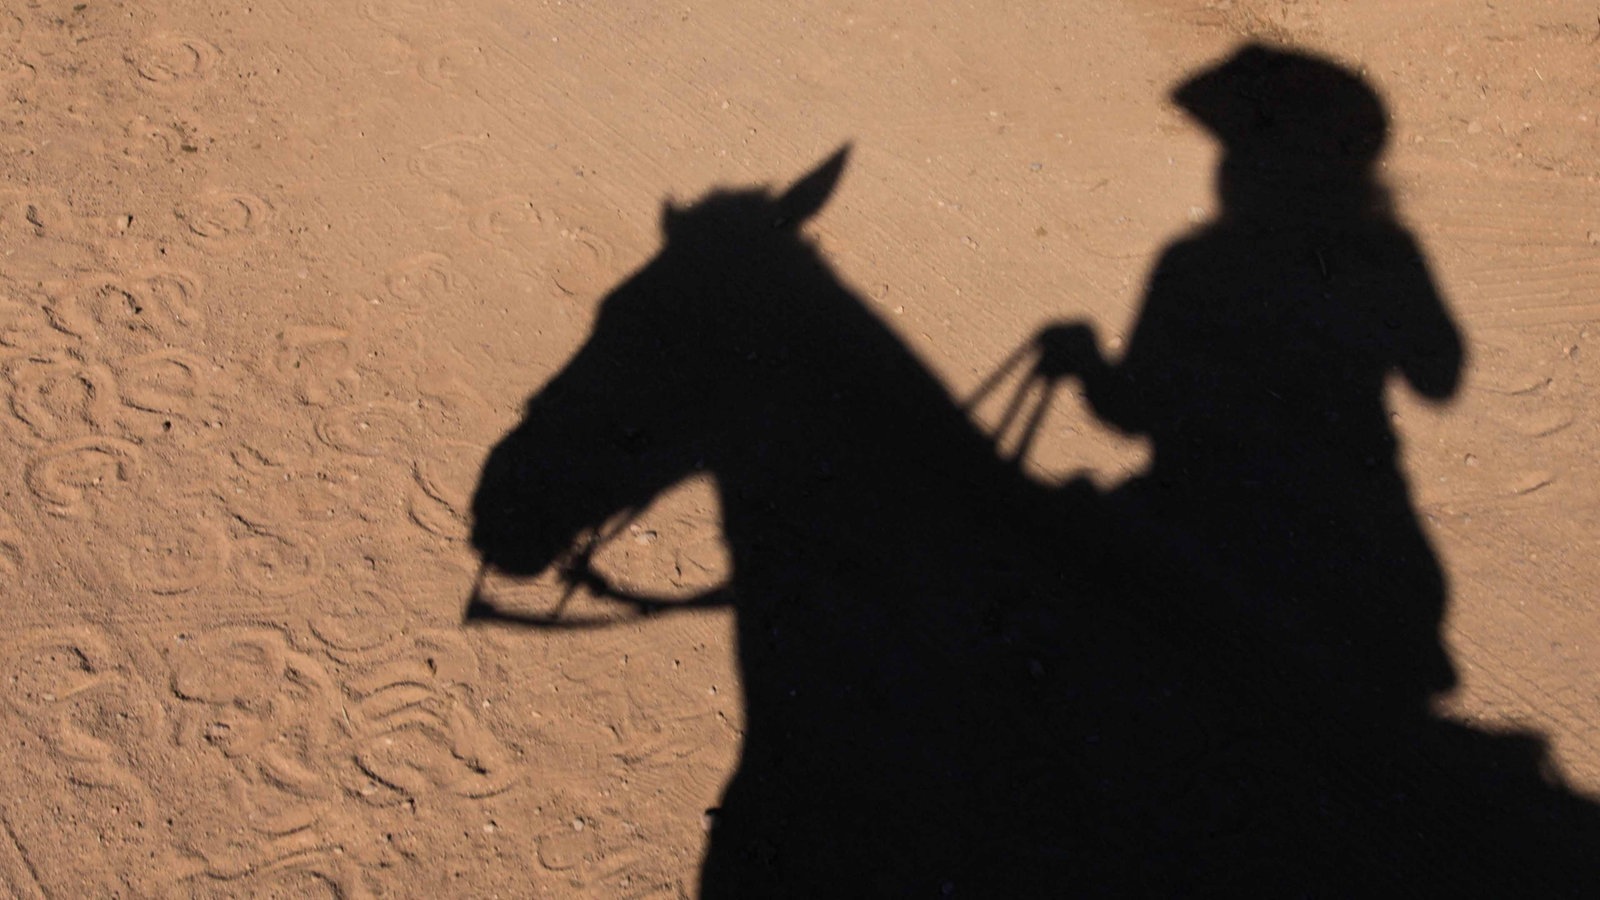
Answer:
466, 147, 1090, 894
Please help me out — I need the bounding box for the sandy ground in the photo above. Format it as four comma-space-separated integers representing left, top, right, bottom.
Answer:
2, 0, 1598, 896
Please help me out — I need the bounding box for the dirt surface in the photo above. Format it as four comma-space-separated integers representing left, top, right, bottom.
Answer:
2, 0, 1599, 896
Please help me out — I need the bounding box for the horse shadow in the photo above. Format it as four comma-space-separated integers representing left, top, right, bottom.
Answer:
465, 45, 1600, 897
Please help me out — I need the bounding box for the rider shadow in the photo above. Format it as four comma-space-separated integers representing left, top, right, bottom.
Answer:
464, 45, 1600, 897
1025, 44, 1600, 894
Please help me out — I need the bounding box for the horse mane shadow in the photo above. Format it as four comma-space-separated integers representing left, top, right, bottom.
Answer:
466, 103, 1600, 894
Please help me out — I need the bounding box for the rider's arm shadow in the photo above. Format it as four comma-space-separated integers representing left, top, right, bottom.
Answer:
1030, 250, 1202, 438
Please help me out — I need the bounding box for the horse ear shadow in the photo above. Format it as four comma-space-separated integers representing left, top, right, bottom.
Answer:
660, 198, 683, 235
775, 143, 851, 227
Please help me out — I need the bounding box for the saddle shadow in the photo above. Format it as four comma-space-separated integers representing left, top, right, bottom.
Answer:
465, 45, 1600, 897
